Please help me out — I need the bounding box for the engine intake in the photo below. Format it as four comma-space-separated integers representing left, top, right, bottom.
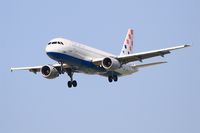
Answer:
102, 57, 120, 70
41, 65, 59, 79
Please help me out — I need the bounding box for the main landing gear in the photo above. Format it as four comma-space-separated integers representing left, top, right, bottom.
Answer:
108, 75, 118, 83
59, 62, 78, 88
68, 80, 77, 88
67, 70, 77, 88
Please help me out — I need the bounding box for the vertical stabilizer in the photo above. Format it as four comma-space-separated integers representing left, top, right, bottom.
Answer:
120, 28, 134, 55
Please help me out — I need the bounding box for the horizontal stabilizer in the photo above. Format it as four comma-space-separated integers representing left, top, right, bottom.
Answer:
133, 61, 167, 69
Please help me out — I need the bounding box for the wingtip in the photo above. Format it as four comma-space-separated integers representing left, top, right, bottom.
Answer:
157, 61, 168, 64
184, 44, 191, 47
162, 61, 168, 64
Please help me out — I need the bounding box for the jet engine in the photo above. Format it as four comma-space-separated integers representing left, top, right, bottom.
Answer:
41, 65, 59, 79
102, 57, 120, 70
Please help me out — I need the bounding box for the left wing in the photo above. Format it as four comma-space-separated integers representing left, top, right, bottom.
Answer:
117, 44, 190, 64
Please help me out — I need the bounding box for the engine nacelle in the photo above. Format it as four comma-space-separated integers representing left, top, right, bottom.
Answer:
41, 65, 59, 79
102, 57, 120, 70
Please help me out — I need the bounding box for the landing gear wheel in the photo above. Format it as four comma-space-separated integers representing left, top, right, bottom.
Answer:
108, 76, 113, 83
66, 69, 78, 88
68, 81, 72, 88
72, 80, 77, 87
108, 75, 118, 83
113, 75, 118, 82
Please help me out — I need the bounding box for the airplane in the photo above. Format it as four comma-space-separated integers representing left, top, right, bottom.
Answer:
11, 29, 190, 88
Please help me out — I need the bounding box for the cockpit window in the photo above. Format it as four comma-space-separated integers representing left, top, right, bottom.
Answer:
48, 41, 64, 45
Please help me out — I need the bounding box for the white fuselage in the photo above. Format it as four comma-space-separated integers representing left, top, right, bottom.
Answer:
46, 38, 137, 77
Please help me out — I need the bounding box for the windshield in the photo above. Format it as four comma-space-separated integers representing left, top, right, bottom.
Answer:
48, 41, 64, 45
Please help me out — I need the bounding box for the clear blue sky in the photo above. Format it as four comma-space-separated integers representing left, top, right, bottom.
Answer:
0, 0, 199, 133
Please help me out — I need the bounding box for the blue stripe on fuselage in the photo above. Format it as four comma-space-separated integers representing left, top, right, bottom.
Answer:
47, 52, 106, 73
46, 52, 122, 76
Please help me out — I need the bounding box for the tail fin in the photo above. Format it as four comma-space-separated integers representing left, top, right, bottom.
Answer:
120, 28, 134, 55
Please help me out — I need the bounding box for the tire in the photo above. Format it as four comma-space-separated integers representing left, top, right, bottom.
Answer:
113, 75, 118, 82
108, 76, 113, 82
72, 80, 77, 87
68, 81, 72, 88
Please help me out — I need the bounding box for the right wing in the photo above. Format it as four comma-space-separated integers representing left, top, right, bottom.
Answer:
11, 63, 73, 74
11, 65, 42, 74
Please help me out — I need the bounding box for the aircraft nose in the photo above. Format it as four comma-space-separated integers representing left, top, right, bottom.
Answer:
45, 44, 61, 53
45, 44, 59, 60
46, 44, 58, 55
45, 45, 52, 57
45, 43, 63, 60
45, 44, 52, 53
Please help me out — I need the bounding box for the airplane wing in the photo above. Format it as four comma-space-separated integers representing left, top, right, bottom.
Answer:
11, 63, 73, 74
117, 44, 190, 64
11, 65, 42, 73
